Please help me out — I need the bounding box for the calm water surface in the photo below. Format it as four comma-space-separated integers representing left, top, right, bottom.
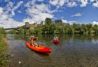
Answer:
7, 34, 98, 67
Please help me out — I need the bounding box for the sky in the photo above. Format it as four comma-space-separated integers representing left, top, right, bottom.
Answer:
0, 0, 98, 28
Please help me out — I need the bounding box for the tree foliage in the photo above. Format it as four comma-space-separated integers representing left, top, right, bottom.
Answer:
10, 18, 98, 35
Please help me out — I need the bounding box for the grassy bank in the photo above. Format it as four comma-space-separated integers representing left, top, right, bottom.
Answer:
0, 34, 9, 67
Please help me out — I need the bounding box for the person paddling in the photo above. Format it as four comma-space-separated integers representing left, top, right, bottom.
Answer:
53, 36, 60, 44
30, 36, 38, 47
53, 36, 59, 41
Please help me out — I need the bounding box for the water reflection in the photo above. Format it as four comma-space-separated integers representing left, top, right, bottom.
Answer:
7, 34, 98, 67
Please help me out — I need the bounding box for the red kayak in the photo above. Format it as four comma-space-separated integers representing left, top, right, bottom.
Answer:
26, 41, 52, 54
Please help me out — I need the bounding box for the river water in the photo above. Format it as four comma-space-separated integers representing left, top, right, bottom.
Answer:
7, 34, 98, 67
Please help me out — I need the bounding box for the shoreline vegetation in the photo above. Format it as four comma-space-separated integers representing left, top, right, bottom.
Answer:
0, 28, 8, 67
10, 18, 98, 36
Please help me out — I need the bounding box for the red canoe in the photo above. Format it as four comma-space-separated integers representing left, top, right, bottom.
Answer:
52, 40, 60, 45
26, 41, 52, 54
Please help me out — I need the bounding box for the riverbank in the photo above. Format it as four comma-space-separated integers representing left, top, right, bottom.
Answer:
0, 34, 9, 67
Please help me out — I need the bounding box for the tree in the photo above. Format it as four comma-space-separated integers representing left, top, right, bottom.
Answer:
55, 20, 62, 24
45, 18, 52, 25
24, 22, 30, 29
24, 22, 30, 35
42, 18, 55, 34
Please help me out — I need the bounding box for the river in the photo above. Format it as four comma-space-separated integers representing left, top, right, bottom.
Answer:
7, 34, 98, 67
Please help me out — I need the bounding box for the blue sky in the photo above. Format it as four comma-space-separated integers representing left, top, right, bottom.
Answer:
0, 0, 98, 28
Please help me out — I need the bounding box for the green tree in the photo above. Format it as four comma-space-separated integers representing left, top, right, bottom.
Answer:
42, 18, 55, 34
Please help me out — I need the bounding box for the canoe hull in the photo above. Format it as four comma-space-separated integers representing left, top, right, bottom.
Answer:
52, 40, 60, 45
26, 42, 51, 54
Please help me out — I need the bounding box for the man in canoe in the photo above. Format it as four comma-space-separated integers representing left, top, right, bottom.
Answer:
30, 36, 38, 47
52, 36, 60, 44
53, 36, 59, 41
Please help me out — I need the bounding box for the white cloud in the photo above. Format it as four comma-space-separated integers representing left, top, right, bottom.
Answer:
0, 18, 24, 28
35, 13, 53, 21
92, 21, 98, 25
26, 2, 54, 24
0, 7, 3, 15
49, 0, 59, 6
1, 0, 98, 28
49, 0, 65, 7
0, 19, 24, 28
8, 1, 14, 7
62, 19, 68, 23
93, 1, 98, 7
0, 7, 8, 20
1, 0, 55, 28
25, 0, 36, 8
49, 0, 98, 8
90, 0, 95, 2
1, 14, 8, 20
18, 11, 22, 13
71, 13, 82, 17
58, 0, 65, 6
34, 3, 49, 13
80, 0, 88, 7
5, 1, 23, 16
0, 7, 24, 28
13, 1, 23, 10
12, 1, 23, 16
62, 19, 77, 25
0, 1, 24, 28
69, 21, 77, 25
66, 2, 77, 7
